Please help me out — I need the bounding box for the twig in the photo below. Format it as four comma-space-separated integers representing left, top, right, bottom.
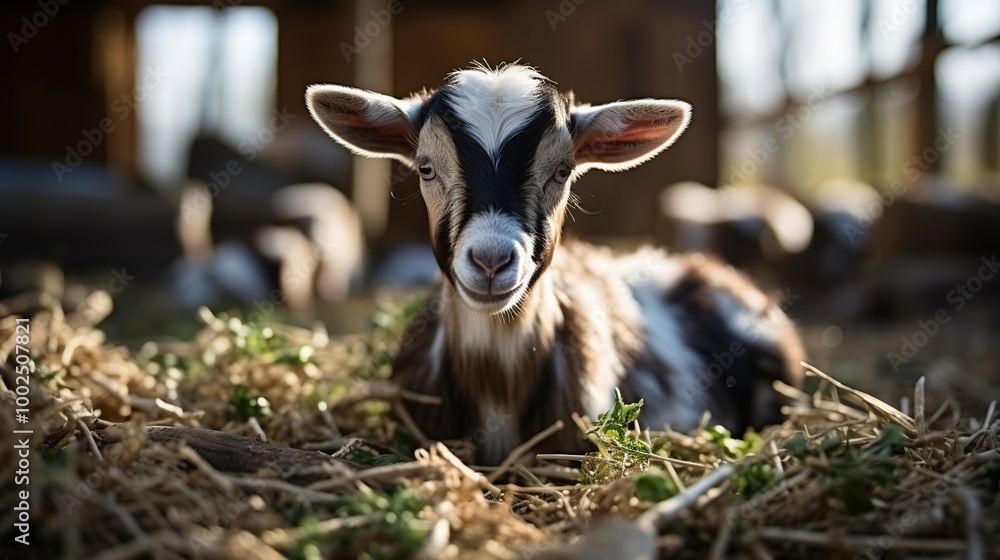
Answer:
983, 400, 997, 430
308, 461, 437, 492
802, 362, 916, 434
320, 409, 342, 438
93, 492, 145, 539
744, 538, 775, 560
330, 437, 362, 459
89, 373, 192, 422
87, 532, 191, 560
177, 446, 234, 494
967, 449, 999, 465
333, 381, 441, 408
804, 419, 865, 441
432, 443, 503, 498
768, 441, 783, 476
663, 459, 686, 492
955, 486, 984, 560
708, 510, 734, 560
634, 450, 711, 471
536, 453, 598, 463
507, 485, 578, 494
488, 420, 564, 483
915, 376, 926, 437
391, 396, 429, 446
639, 464, 735, 531
225, 475, 347, 505
262, 513, 383, 548
570, 411, 591, 435
515, 463, 544, 487
398, 388, 444, 405
417, 502, 452, 560
474, 463, 580, 482
536, 450, 710, 471
300, 437, 354, 452
926, 396, 955, 428
247, 417, 267, 441
754, 527, 968, 552
78, 419, 104, 461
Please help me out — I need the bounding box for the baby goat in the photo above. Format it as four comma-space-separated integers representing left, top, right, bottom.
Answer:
307, 63, 804, 464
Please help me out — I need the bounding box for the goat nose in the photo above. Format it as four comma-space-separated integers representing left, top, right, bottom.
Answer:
469, 248, 513, 278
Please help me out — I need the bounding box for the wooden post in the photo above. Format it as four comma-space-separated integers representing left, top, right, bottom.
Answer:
351, 0, 395, 239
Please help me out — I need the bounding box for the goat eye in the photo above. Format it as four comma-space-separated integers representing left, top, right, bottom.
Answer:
553, 164, 573, 184
418, 163, 436, 181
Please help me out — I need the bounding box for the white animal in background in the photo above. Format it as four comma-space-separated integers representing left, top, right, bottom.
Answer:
257, 183, 366, 312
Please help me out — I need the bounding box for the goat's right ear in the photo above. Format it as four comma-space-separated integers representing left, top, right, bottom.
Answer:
306, 84, 422, 165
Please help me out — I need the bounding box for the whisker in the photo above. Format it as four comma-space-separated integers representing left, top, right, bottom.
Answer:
569, 188, 603, 215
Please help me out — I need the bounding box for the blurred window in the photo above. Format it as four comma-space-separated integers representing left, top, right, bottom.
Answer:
135, 5, 278, 189
718, 0, 1000, 194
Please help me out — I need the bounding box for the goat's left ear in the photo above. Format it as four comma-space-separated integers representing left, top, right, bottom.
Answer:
570, 99, 691, 172
306, 84, 423, 165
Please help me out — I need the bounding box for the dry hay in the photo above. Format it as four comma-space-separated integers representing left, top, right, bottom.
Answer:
0, 290, 997, 560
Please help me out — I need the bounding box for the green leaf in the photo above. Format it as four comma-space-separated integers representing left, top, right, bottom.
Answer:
229, 385, 272, 421
327, 488, 429, 557
735, 463, 776, 497
820, 430, 846, 455
701, 426, 765, 459
635, 469, 679, 502
836, 476, 875, 515
867, 424, 910, 457
581, 388, 652, 484
594, 388, 644, 432
781, 432, 810, 459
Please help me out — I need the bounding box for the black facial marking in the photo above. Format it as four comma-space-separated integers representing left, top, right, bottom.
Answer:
419, 74, 573, 292
433, 211, 453, 276
432, 82, 561, 234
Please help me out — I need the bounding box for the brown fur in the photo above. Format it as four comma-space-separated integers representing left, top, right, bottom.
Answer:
393, 240, 804, 464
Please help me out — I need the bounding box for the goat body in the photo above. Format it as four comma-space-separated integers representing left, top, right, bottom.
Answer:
393, 240, 802, 463
306, 63, 804, 464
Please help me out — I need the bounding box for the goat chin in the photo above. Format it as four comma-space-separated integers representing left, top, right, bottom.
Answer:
392, 238, 805, 466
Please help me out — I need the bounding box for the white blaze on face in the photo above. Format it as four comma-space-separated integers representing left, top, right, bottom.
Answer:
446, 65, 549, 162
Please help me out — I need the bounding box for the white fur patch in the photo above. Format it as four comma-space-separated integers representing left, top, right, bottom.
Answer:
427, 324, 446, 382
621, 252, 706, 431
453, 307, 525, 372
711, 290, 783, 351
447, 65, 546, 161
632, 285, 706, 431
